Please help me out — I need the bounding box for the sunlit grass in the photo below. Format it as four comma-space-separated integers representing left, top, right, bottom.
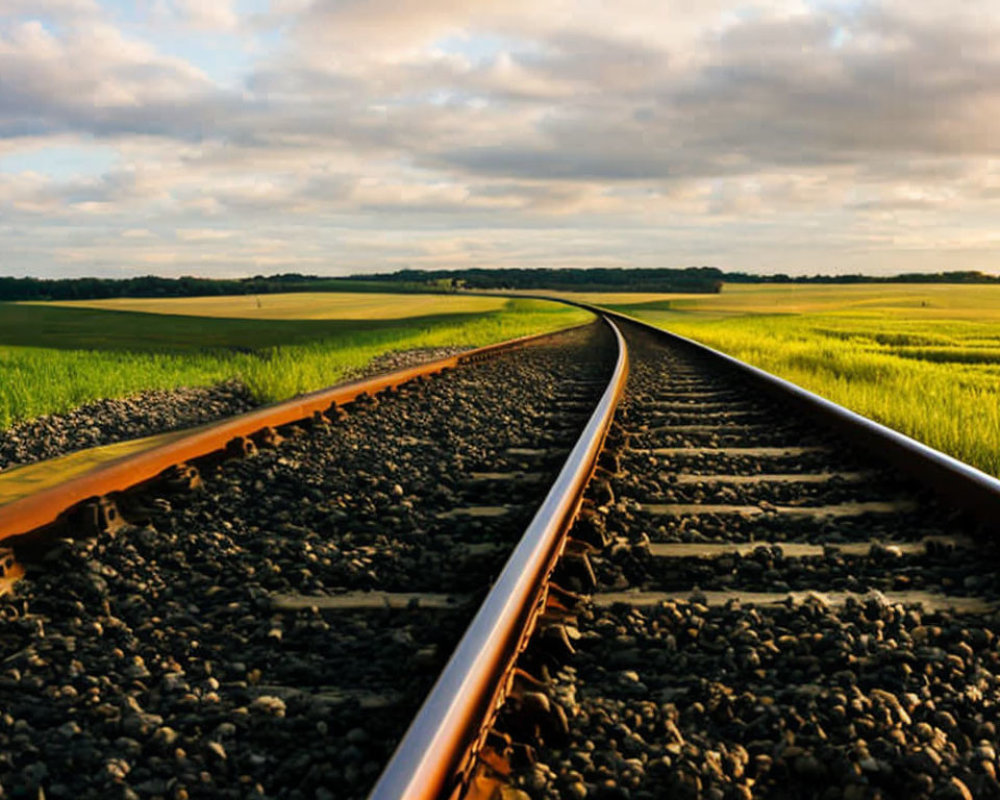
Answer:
0, 295, 591, 429
578, 284, 1000, 477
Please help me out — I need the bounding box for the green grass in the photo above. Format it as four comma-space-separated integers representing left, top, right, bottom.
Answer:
0, 295, 591, 429
582, 284, 1000, 477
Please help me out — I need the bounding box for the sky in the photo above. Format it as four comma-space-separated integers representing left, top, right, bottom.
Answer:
1, 0, 999, 278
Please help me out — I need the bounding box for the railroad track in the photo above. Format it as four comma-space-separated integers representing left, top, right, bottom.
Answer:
373, 312, 1000, 800
3, 309, 1000, 800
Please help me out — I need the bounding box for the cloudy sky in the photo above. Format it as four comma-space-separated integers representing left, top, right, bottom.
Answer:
1, 0, 999, 278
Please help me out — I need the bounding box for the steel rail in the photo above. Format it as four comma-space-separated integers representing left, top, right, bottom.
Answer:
368, 316, 629, 800
0, 322, 593, 545
593, 306, 1000, 522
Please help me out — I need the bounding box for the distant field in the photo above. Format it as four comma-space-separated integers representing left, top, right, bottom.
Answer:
40, 292, 508, 320
568, 284, 1000, 476
0, 294, 591, 429
553, 283, 1000, 318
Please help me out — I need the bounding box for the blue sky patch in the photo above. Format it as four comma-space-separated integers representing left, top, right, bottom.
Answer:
0, 144, 118, 179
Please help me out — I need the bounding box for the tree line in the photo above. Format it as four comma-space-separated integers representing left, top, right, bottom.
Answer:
1, 268, 997, 303
358, 267, 1000, 290
0, 274, 422, 302
360, 267, 726, 293
723, 270, 1000, 284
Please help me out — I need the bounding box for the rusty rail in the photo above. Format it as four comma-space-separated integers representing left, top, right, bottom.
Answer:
368, 315, 628, 800
0, 321, 593, 546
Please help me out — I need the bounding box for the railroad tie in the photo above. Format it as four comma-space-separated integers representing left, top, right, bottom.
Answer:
466, 471, 547, 484
666, 471, 875, 485
644, 394, 745, 403
248, 684, 401, 710
435, 505, 513, 520
632, 423, 795, 435
646, 408, 764, 419
643, 536, 973, 559
640, 499, 920, 518
270, 591, 472, 611
650, 445, 835, 457
592, 589, 997, 614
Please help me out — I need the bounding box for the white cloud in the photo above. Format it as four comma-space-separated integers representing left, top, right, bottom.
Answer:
167, 0, 239, 31
175, 228, 237, 241
0, 19, 219, 135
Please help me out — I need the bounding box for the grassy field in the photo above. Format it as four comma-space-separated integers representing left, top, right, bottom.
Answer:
0, 294, 591, 429
38, 292, 508, 320
565, 284, 1000, 477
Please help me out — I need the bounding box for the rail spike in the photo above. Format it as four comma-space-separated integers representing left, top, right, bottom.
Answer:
68, 496, 126, 539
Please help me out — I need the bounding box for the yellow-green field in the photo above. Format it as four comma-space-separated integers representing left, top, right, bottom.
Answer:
0, 294, 591, 429
39, 292, 509, 320
571, 284, 1000, 477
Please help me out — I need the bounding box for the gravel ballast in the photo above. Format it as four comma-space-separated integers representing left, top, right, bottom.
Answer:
0, 323, 617, 800
0, 382, 257, 472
